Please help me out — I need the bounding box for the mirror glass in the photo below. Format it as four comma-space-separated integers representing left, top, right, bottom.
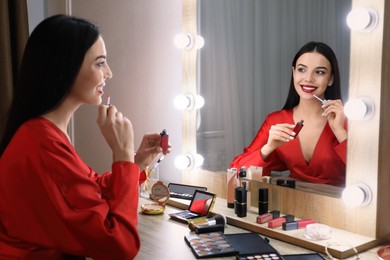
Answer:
196, 0, 351, 193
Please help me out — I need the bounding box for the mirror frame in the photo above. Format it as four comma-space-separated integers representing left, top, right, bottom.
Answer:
180, 0, 390, 242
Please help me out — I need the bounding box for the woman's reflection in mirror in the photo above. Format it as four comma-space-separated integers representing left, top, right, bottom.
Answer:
230, 41, 347, 187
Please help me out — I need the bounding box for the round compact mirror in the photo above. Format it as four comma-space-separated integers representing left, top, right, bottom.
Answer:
141, 181, 170, 215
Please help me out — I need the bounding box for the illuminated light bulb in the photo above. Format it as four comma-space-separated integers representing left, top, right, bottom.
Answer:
344, 97, 374, 121
346, 8, 378, 32
342, 183, 372, 207
174, 95, 192, 110
173, 94, 205, 110
174, 153, 204, 170
174, 33, 205, 49
174, 154, 191, 170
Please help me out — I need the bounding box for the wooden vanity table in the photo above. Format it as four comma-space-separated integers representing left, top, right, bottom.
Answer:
135, 197, 380, 260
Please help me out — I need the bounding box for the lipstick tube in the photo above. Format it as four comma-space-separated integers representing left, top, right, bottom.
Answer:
292, 120, 304, 138
256, 210, 280, 224
282, 219, 316, 231
268, 215, 295, 229
234, 187, 247, 218
258, 188, 268, 215
160, 129, 169, 154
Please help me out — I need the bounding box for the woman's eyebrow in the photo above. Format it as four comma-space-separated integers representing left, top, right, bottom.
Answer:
296, 64, 329, 70
95, 55, 107, 60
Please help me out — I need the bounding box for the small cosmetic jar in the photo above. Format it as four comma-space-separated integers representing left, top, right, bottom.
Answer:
377, 245, 390, 260
304, 223, 331, 241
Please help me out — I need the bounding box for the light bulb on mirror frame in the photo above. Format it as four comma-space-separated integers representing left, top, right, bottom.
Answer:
346, 8, 378, 33
173, 94, 205, 110
342, 183, 372, 207
344, 97, 374, 121
174, 153, 204, 170
174, 33, 205, 50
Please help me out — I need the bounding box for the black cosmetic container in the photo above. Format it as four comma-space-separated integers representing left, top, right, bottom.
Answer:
258, 188, 268, 215
234, 187, 247, 218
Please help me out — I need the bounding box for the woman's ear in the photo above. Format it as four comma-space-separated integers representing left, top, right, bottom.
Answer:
328, 75, 334, 86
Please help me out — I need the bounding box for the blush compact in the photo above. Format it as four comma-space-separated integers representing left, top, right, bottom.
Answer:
141, 181, 170, 215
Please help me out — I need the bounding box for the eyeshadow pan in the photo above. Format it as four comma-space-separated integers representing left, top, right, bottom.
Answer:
184, 232, 237, 258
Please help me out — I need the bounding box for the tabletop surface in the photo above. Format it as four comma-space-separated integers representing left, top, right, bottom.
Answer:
135, 197, 381, 260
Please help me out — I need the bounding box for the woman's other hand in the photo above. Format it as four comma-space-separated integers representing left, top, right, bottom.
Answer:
97, 104, 135, 162
261, 123, 295, 159
135, 133, 172, 171
322, 99, 347, 142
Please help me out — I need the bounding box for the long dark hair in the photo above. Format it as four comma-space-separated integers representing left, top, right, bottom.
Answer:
282, 41, 342, 110
0, 14, 100, 156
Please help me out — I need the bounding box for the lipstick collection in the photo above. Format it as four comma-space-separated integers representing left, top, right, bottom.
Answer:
226, 171, 316, 231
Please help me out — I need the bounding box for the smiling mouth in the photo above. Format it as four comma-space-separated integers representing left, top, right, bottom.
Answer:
301, 85, 317, 93
97, 84, 106, 94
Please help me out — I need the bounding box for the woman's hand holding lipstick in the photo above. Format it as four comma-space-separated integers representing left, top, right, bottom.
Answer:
135, 134, 172, 171
97, 100, 135, 163
261, 123, 297, 159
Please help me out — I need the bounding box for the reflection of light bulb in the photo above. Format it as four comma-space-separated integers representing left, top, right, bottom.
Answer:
342, 183, 372, 207
174, 33, 204, 49
346, 8, 378, 32
173, 94, 204, 110
344, 97, 374, 121
174, 153, 204, 169
194, 95, 205, 109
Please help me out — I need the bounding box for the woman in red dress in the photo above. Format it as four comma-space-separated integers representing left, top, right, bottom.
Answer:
230, 42, 347, 187
0, 15, 169, 259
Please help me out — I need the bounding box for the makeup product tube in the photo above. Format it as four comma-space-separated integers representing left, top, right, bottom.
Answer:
258, 188, 268, 215
234, 187, 247, 218
256, 210, 280, 224
160, 129, 169, 154
242, 180, 251, 211
227, 168, 238, 208
282, 219, 316, 231
293, 120, 304, 138
195, 224, 225, 234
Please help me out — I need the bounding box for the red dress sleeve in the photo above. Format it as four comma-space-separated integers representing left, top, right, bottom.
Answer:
0, 118, 141, 259
229, 112, 286, 175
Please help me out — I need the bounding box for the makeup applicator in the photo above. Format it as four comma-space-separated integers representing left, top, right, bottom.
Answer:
188, 214, 226, 231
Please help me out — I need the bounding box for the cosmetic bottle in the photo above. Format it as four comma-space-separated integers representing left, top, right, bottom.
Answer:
227, 168, 238, 208
258, 188, 268, 215
234, 187, 247, 218
160, 129, 169, 154
293, 120, 304, 138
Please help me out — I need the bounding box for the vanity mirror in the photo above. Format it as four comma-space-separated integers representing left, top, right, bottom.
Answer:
194, 0, 351, 197
180, 0, 390, 251
196, 0, 351, 179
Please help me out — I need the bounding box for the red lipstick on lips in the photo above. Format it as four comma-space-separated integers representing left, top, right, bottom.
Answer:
301, 85, 317, 94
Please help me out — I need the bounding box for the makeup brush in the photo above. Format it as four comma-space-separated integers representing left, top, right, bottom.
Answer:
188, 214, 226, 231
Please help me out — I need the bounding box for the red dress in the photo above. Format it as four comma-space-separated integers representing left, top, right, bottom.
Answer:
230, 110, 346, 187
0, 117, 146, 259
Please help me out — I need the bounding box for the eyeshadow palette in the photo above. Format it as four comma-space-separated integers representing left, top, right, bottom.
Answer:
184, 232, 238, 258
236, 253, 281, 260
185, 232, 284, 259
